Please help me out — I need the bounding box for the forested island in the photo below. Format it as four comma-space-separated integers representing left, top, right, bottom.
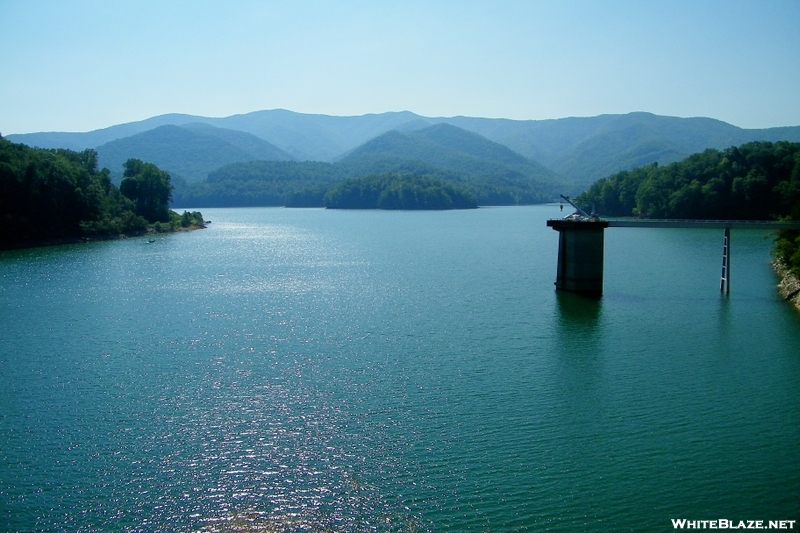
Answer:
576, 141, 800, 284
323, 174, 477, 210
0, 136, 203, 249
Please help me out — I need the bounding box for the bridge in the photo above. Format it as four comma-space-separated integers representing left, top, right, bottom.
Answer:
603, 219, 800, 230
546, 217, 800, 298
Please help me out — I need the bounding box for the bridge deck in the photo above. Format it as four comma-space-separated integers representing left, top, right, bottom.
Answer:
603, 219, 800, 230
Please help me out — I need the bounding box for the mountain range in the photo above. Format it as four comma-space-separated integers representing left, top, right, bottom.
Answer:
8, 109, 800, 195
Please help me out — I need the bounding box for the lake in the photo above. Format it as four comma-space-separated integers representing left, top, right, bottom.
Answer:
1, 205, 799, 532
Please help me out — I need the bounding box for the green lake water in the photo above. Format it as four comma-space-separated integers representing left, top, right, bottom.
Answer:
1, 205, 799, 532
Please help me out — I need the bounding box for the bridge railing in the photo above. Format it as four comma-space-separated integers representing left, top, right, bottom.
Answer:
603, 219, 800, 230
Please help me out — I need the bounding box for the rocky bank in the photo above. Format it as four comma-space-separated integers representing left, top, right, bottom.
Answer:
773, 259, 800, 312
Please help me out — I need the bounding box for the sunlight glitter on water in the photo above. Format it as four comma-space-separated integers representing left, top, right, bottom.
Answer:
1, 206, 799, 532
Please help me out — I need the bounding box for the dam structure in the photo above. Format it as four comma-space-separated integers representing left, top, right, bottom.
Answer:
547, 203, 800, 298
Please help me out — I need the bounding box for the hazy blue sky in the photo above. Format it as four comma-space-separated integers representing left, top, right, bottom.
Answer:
1, 0, 798, 134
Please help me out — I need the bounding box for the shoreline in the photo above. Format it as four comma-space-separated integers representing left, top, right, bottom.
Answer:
0, 223, 205, 252
773, 259, 800, 312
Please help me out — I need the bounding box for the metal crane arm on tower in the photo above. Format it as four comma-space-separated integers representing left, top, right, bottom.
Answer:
560, 195, 591, 219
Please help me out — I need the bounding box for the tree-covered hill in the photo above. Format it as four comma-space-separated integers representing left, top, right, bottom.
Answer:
576, 141, 800, 275
95, 124, 294, 183
180, 122, 295, 161
546, 121, 690, 187
323, 174, 477, 210
576, 141, 800, 220
341, 123, 556, 179
338, 124, 562, 202
0, 136, 202, 248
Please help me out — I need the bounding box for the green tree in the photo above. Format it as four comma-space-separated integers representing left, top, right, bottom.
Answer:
120, 158, 173, 222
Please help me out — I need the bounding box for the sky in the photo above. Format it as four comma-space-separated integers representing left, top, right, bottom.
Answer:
1, 0, 799, 134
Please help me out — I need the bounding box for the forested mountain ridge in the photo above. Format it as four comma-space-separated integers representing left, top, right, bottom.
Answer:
210, 109, 425, 161
7, 110, 425, 162
6, 113, 204, 152
441, 112, 800, 188
9, 110, 800, 193
95, 124, 294, 183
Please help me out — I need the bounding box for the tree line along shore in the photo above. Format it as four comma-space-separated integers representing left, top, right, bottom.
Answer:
0, 136, 204, 250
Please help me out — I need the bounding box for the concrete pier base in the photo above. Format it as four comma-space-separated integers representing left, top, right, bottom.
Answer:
547, 219, 609, 297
